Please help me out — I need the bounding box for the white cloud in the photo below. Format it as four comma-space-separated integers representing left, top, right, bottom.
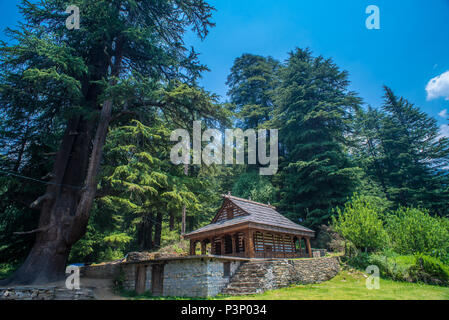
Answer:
439, 109, 448, 119
426, 71, 449, 101
439, 125, 449, 139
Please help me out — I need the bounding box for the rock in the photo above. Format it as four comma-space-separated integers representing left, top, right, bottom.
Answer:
126, 252, 153, 262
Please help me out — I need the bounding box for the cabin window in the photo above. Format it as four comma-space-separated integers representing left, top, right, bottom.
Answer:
223, 262, 231, 277
224, 235, 233, 254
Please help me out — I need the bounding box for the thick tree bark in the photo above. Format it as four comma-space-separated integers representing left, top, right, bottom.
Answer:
154, 211, 163, 249
169, 212, 175, 231
0, 43, 123, 286
1, 99, 114, 286
138, 212, 154, 251
1, 116, 93, 285
0, 32, 126, 286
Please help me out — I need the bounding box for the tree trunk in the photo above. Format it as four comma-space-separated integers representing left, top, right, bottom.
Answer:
0, 34, 124, 286
1, 116, 94, 285
154, 211, 163, 249
169, 212, 175, 231
139, 212, 154, 251
1, 99, 113, 286
181, 164, 188, 236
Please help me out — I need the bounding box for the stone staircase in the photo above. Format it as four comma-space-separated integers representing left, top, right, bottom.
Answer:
222, 261, 271, 296
222, 257, 340, 296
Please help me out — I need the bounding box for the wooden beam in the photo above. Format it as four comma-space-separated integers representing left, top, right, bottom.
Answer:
185, 222, 315, 242
248, 230, 255, 258
231, 234, 237, 255
306, 237, 312, 258
201, 241, 206, 255
190, 240, 196, 256
220, 237, 225, 256
211, 237, 216, 255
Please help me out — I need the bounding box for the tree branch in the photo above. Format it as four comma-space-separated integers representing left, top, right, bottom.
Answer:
14, 225, 52, 236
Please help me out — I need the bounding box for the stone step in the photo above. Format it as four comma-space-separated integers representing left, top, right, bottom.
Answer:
222, 289, 261, 296
227, 281, 262, 288
232, 273, 266, 279
221, 261, 272, 296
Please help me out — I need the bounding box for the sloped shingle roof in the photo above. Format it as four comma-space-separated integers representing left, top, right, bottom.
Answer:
186, 196, 314, 237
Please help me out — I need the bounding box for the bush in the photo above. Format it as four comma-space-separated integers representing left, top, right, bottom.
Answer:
409, 255, 449, 286
333, 195, 389, 252
314, 225, 345, 252
368, 254, 410, 282
387, 208, 449, 257
0, 263, 19, 280
345, 253, 411, 282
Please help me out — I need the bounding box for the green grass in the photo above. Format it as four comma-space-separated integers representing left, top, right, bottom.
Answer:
220, 271, 449, 300
127, 271, 449, 300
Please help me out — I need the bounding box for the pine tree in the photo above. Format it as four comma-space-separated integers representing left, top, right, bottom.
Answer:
0, 0, 217, 285
273, 48, 362, 228
226, 54, 280, 130
355, 87, 449, 215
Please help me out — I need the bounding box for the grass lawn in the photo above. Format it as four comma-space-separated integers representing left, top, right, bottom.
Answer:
127, 271, 449, 300
219, 271, 449, 300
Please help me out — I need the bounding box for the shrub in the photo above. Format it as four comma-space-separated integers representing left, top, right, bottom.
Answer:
0, 263, 19, 280
368, 254, 410, 282
387, 208, 449, 257
409, 255, 449, 286
345, 253, 411, 282
314, 225, 345, 252
333, 195, 389, 252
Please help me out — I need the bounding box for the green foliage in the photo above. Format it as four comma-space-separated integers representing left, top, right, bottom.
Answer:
113, 267, 127, 293
231, 171, 277, 204
409, 255, 449, 286
273, 48, 362, 228
333, 195, 388, 252
1, 0, 448, 273
227, 54, 280, 129
387, 208, 449, 257
353, 88, 449, 215
0, 263, 19, 280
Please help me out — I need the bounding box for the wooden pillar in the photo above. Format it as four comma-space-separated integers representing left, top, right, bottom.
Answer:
281, 234, 286, 258
190, 240, 196, 256
291, 237, 296, 257
247, 230, 255, 258
299, 237, 303, 256
306, 237, 312, 258
201, 240, 207, 255
231, 234, 237, 255
220, 236, 225, 256
211, 238, 215, 255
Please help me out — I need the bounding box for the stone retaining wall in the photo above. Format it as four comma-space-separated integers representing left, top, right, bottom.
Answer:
81, 262, 121, 279
0, 287, 95, 300
261, 257, 340, 291
122, 257, 244, 297
223, 256, 340, 295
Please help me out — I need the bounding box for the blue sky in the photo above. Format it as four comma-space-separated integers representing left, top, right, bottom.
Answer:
1, 0, 449, 131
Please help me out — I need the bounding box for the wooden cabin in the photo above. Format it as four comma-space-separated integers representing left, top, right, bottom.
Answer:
185, 194, 315, 259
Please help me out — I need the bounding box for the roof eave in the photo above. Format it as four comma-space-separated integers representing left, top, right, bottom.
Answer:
248, 222, 315, 238
184, 221, 315, 239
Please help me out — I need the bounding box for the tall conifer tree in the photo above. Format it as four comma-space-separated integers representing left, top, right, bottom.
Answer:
273, 48, 361, 227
